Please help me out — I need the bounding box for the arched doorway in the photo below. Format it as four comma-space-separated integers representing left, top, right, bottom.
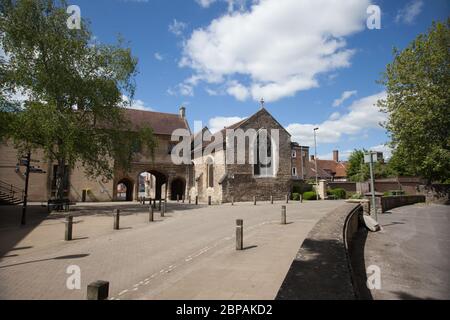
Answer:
170, 178, 185, 201
137, 170, 167, 200
117, 178, 133, 201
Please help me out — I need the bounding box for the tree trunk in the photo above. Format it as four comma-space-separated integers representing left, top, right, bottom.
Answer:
56, 157, 66, 201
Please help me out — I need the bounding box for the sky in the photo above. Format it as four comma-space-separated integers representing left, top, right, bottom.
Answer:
60, 0, 450, 159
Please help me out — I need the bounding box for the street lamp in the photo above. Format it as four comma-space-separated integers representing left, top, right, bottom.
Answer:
313, 127, 319, 200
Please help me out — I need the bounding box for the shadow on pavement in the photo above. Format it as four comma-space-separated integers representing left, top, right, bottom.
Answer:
0, 205, 50, 258
0, 253, 90, 269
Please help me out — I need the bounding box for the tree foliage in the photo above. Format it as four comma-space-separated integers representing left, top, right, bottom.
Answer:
0, 0, 157, 199
378, 20, 450, 183
346, 149, 396, 182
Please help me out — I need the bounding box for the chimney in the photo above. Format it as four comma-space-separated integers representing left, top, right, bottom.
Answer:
333, 150, 339, 162
179, 106, 186, 118
311, 155, 315, 161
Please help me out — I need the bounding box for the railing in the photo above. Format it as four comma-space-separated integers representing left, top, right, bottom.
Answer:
0, 179, 25, 203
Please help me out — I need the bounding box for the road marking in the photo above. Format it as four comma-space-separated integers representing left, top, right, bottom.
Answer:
118, 289, 128, 296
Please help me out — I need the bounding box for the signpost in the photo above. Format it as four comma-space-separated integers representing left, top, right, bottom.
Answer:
364, 151, 383, 222
19, 152, 46, 226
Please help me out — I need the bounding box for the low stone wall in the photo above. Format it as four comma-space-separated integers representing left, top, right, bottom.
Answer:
276, 203, 363, 300
381, 195, 426, 212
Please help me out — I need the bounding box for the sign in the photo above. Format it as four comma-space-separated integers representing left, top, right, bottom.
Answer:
364, 151, 384, 164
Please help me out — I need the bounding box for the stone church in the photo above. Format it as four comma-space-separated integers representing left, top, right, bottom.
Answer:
0, 105, 308, 204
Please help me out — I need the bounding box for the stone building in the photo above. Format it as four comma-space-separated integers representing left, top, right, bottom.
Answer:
189, 107, 293, 204
290, 142, 310, 181
0, 105, 296, 204
0, 107, 191, 203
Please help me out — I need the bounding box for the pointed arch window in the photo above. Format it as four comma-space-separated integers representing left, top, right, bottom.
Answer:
206, 157, 214, 188
253, 130, 274, 177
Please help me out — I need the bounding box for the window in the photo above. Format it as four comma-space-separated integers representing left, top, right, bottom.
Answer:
292, 167, 297, 176
253, 130, 274, 177
206, 157, 214, 188
292, 150, 296, 158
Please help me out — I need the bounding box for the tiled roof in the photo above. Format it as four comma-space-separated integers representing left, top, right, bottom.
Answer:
123, 108, 190, 135
307, 160, 348, 179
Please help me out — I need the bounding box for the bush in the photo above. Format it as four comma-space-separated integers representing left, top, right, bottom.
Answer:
351, 193, 363, 199
291, 192, 300, 201
291, 183, 312, 195
328, 188, 346, 199
303, 191, 319, 200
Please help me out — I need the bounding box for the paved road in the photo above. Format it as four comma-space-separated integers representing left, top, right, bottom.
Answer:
0, 200, 344, 299
365, 203, 450, 300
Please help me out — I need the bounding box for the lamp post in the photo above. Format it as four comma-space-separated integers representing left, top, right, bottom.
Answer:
313, 127, 319, 200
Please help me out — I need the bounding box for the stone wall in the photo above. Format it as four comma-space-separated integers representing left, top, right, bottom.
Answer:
276, 203, 362, 300
381, 195, 426, 212
220, 109, 292, 203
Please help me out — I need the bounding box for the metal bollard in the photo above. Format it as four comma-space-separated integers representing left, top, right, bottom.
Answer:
65, 215, 73, 241
182, 195, 185, 203
236, 219, 243, 250
161, 202, 166, 217
253, 196, 256, 205
286, 194, 289, 204
87, 281, 109, 300
270, 195, 273, 204
299, 194, 303, 203
177, 194, 179, 203
208, 196, 212, 205
188, 195, 191, 204
231, 196, 234, 206
149, 205, 154, 222
281, 205, 287, 225
113, 209, 120, 230
195, 196, 198, 205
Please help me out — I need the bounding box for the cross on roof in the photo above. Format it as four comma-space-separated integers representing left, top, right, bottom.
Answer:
260, 98, 265, 108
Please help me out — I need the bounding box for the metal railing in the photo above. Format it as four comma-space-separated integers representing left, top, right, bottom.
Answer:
0, 179, 25, 203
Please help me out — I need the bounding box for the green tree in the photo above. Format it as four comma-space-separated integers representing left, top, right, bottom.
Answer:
378, 20, 450, 183
0, 0, 157, 201
347, 149, 369, 182
347, 149, 396, 182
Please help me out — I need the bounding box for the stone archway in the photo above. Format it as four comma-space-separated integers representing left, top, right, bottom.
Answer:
170, 177, 185, 201
136, 170, 168, 200
117, 178, 134, 201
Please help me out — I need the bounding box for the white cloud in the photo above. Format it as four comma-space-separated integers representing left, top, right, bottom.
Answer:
122, 95, 154, 111
226, 81, 250, 101
318, 150, 353, 161
195, 0, 217, 8
168, 19, 187, 37
332, 90, 357, 107
154, 52, 163, 61
195, 0, 249, 12
180, 0, 370, 102
395, 0, 424, 25
208, 116, 246, 133
286, 91, 387, 146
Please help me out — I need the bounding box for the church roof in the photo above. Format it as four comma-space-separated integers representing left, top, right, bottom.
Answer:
123, 108, 190, 135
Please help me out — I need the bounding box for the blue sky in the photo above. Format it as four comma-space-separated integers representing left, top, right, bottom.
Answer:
71, 0, 449, 160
